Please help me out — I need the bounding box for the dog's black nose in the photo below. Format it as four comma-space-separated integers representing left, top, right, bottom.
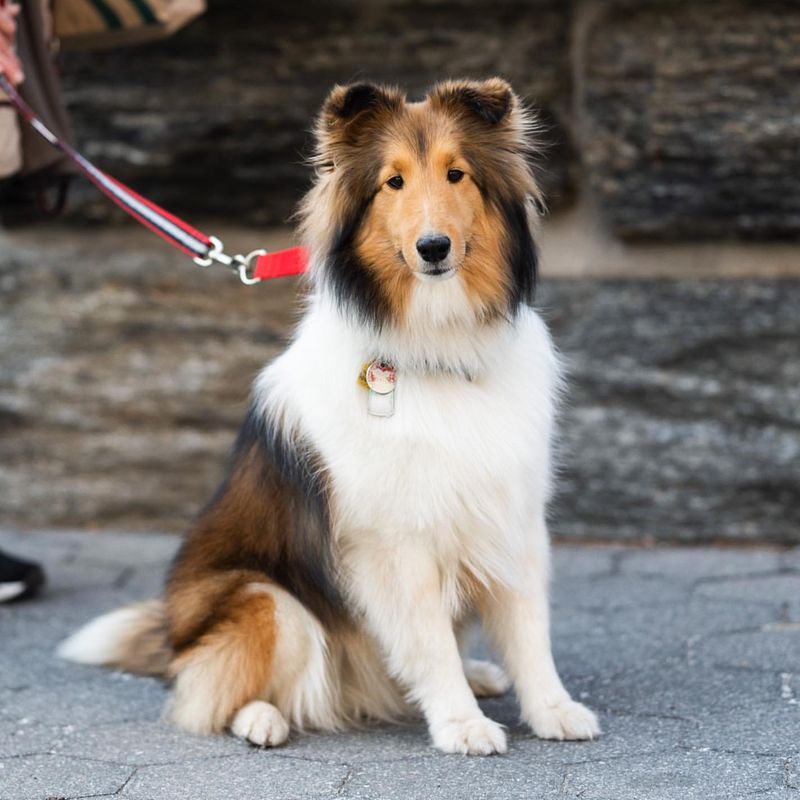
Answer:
416, 234, 451, 263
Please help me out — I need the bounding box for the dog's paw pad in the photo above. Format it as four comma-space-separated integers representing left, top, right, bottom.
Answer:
230, 701, 289, 747
464, 659, 512, 698
432, 715, 507, 756
528, 699, 600, 741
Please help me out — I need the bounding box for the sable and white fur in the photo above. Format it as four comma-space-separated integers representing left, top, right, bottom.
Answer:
60, 78, 599, 755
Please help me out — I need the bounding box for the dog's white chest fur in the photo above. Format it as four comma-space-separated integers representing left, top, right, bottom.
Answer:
257, 293, 559, 589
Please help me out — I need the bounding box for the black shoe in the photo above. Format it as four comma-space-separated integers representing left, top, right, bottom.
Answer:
0, 549, 46, 603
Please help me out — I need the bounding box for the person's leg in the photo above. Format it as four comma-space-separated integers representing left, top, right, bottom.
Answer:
0, 0, 75, 223
0, 548, 45, 602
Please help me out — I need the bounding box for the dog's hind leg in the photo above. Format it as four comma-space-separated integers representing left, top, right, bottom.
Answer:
167, 581, 284, 744
456, 619, 511, 698
463, 658, 512, 698
167, 581, 336, 746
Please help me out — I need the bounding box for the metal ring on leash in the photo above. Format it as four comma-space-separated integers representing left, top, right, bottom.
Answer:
193, 235, 225, 268
237, 250, 267, 285
193, 238, 263, 284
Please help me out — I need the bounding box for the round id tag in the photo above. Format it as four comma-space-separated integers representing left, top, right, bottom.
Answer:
365, 361, 396, 395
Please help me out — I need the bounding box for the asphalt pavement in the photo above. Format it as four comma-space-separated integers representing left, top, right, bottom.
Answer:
0, 529, 798, 800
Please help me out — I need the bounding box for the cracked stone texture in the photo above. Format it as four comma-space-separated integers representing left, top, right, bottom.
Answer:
0, 531, 798, 800
0, 754, 133, 800
580, 1, 800, 240
1, 226, 798, 544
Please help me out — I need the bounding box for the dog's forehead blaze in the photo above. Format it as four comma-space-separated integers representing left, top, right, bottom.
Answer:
379, 105, 466, 178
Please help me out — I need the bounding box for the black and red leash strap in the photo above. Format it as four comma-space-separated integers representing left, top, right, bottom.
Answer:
0, 73, 309, 283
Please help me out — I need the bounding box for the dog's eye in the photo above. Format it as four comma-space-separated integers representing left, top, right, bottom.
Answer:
447, 169, 464, 184
387, 175, 404, 190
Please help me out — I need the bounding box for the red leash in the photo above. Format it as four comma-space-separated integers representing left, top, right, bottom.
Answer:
0, 73, 308, 284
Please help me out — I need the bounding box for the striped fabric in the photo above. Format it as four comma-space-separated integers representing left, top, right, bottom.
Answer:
57, 0, 160, 33
54, 0, 204, 49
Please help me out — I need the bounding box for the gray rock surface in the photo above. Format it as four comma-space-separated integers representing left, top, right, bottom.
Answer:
59, 0, 574, 224
546, 279, 800, 543
50, 1, 800, 239
0, 227, 297, 531
0, 530, 798, 800
1, 228, 799, 543
579, 1, 800, 239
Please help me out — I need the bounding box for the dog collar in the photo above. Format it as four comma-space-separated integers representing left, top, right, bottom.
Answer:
358, 360, 397, 417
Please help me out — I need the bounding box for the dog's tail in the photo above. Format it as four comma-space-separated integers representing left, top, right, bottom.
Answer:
57, 599, 171, 677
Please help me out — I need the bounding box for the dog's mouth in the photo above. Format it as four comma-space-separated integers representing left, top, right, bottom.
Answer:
415, 265, 457, 282
398, 248, 459, 281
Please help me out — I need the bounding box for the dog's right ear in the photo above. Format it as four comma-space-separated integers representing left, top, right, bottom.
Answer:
323, 83, 402, 123
315, 83, 404, 163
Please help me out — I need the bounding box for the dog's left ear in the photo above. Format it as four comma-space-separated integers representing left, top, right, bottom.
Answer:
429, 77, 516, 125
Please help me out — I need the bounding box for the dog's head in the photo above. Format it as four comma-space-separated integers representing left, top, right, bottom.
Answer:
300, 78, 541, 329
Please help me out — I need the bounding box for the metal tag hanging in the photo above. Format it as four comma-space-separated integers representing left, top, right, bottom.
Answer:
365, 360, 397, 417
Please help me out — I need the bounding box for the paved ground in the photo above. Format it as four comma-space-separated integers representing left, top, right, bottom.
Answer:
0, 529, 798, 800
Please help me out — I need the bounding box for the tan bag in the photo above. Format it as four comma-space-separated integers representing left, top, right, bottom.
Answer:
54, 0, 205, 50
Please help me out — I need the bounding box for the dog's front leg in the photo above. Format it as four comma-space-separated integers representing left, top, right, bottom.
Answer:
347, 540, 507, 755
481, 523, 600, 741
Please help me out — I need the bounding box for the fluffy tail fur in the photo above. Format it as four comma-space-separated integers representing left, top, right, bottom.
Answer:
57, 599, 171, 677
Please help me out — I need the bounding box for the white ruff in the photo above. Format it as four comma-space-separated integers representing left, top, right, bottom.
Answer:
255, 278, 561, 600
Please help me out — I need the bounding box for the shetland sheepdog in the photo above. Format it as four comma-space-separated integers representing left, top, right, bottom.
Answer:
59, 78, 599, 755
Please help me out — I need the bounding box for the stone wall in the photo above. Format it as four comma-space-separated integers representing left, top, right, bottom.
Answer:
578, 1, 800, 239
3, 2, 799, 542
2, 229, 798, 543
59, 0, 573, 225
549, 279, 800, 543
57, 0, 800, 239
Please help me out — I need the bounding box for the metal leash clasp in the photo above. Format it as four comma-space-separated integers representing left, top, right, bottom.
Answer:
193, 236, 265, 285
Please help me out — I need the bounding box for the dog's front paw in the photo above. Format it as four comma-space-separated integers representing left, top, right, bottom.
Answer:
527, 699, 600, 741
432, 715, 507, 755
464, 659, 512, 698
230, 701, 290, 747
